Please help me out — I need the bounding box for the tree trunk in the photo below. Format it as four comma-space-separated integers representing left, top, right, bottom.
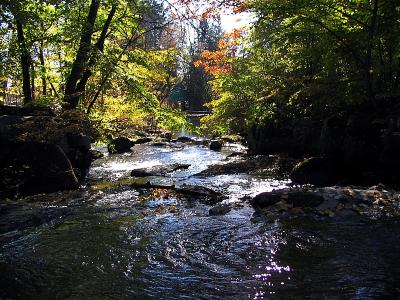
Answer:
76, 5, 116, 102
30, 61, 35, 100
64, 0, 100, 109
39, 46, 47, 96
39, 23, 47, 96
365, 0, 379, 104
16, 19, 32, 104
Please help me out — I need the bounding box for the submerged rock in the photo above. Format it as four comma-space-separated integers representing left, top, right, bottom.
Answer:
209, 204, 231, 215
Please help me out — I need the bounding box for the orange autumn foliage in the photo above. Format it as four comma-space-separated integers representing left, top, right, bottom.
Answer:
194, 28, 243, 75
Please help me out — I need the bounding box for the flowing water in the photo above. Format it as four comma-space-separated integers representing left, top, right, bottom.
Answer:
1, 143, 400, 299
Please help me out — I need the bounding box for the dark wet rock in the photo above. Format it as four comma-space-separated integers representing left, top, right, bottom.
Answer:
0, 141, 79, 198
209, 140, 222, 151
0, 104, 55, 117
226, 151, 247, 159
192, 139, 209, 146
251, 190, 324, 209
0, 204, 72, 235
123, 180, 225, 205
108, 137, 135, 154
247, 106, 400, 186
131, 163, 191, 177
196, 155, 274, 176
133, 137, 153, 144
0, 109, 93, 198
317, 199, 339, 211
251, 192, 282, 208
290, 157, 339, 186
209, 204, 231, 215
176, 185, 225, 204
88, 177, 149, 192
176, 136, 193, 143
90, 149, 104, 160
251, 185, 400, 222
195, 155, 296, 178
130, 169, 154, 177
160, 131, 172, 140
151, 141, 168, 147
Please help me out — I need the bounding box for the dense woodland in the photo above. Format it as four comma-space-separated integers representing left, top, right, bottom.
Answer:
1, 0, 399, 137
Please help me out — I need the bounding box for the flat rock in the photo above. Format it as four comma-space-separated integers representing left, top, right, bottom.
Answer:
133, 137, 153, 144
209, 204, 231, 215
317, 199, 339, 211
176, 136, 193, 143
131, 163, 190, 177
251, 190, 323, 209
250, 185, 400, 222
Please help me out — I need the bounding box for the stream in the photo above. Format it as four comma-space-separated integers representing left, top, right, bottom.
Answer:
1, 143, 400, 299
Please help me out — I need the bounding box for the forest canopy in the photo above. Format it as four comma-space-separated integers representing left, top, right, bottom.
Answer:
1, 0, 399, 137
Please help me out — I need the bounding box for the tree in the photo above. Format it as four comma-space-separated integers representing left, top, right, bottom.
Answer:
197, 0, 400, 135
184, 18, 222, 110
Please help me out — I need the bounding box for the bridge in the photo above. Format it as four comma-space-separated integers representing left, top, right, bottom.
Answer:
185, 110, 211, 117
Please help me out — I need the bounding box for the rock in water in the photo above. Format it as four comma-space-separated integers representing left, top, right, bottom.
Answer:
131, 163, 191, 177
250, 192, 282, 208
130, 169, 154, 177
133, 137, 153, 144
108, 137, 135, 154
209, 204, 231, 215
90, 149, 104, 160
176, 136, 193, 143
209, 140, 222, 151
251, 190, 324, 209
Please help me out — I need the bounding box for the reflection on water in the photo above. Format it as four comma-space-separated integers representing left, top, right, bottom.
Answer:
1, 144, 400, 299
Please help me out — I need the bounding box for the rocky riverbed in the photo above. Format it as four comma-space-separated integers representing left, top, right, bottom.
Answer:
1, 131, 400, 298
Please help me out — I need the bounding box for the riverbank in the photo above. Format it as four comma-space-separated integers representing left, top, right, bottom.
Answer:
0, 105, 94, 198
247, 102, 400, 187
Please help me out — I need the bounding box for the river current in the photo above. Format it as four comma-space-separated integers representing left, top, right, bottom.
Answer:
1, 143, 400, 299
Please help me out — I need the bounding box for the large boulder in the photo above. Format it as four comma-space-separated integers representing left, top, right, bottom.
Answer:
0, 104, 54, 117
0, 107, 94, 198
290, 157, 339, 186
0, 140, 79, 198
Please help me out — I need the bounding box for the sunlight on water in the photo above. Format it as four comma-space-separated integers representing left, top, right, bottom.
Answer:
2, 143, 400, 299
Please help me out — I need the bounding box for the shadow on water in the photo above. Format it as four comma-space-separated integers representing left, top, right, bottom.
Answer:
1, 144, 400, 299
